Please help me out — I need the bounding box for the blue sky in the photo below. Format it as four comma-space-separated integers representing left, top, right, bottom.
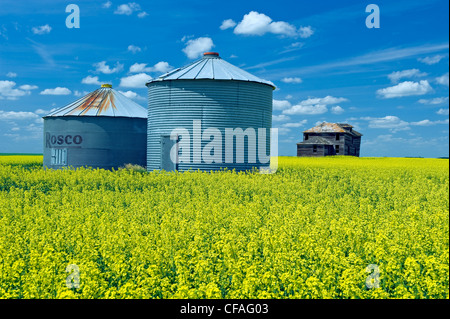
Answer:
0, 0, 448, 157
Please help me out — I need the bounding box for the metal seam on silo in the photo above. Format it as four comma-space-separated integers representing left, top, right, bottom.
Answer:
219, 61, 235, 81
46, 99, 79, 117
174, 59, 202, 78
195, 60, 208, 79
95, 90, 109, 116
176, 60, 202, 79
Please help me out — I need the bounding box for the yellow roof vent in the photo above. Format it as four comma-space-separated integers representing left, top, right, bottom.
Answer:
101, 84, 112, 88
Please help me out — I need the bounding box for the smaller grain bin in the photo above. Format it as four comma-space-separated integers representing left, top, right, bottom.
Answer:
43, 84, 147, 170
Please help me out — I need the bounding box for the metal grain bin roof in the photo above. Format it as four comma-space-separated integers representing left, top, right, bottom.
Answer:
147, 52, 276, 89
44, 84, 147, 118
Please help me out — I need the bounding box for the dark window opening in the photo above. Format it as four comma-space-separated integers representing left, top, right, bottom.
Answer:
313, 145, 317, 153
305, 134, 309, 141
336, 133, 340, 141
335, 145, 340, 154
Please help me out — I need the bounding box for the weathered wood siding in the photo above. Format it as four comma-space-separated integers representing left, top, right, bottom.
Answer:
297, 144, 325, 157
354, 137, 361, 157
299, 132, 361, 157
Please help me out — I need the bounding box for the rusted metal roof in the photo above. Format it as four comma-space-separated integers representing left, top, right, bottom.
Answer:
44, 86, 147, 118
303, 122, 363, 136
304, 122, 347, 133
147, 52, 276, 89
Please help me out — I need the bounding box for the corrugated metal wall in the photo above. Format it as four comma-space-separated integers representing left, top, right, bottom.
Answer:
147, 80, 273, 172
44, 116, 147, 170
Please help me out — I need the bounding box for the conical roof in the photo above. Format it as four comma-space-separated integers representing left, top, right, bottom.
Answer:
44, 85, 147, 118
147, 52, 275, 89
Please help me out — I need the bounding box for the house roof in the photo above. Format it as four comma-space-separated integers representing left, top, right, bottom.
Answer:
297, 136, 334, 145
303, 122, 363, 137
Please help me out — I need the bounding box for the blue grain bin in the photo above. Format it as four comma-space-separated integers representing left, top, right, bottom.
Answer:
43, 85, 147, 170
146, 52, 275, 172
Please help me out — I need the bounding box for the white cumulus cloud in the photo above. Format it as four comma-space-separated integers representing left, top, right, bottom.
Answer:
151, 61, 173, 73
34, 109, 46, 115
377, 80, 433, 99
299, 96, 348, 106
129, 61, 173, 74
410, 119, 449, 126
436, 73, 449, 87
0, 80, 31, 100
129, 63, 150, 73
298, 26, 314, 39
81, 76, 102, 85
114, 2, 141, 15
40, 87, 72, 95
233, 11, 313, 38
0, 111, 39, 121
273, 99, 292, 110
387, 69, 428, 83
281, 77, 302, 84
436, 108, 449, 115
74, 90, 89, 97
331, 106, 345, 115
283, 104, 328, 115
119, 73, 152, 88
281, 120, 308, 128
6, 72, 17, 78
128, 45, 142, 53
102, 1, 112, 9
119, 90, 138, 99
362, 115, 449, 133
182, 37, 214, 59
234, 11, 273, 36
272, 114, 291, 122
267, 21, 298, 37
32, 24, 51, 35
418, 55, 445, 65
362, 116, 411, 132
282, 96, 348, 115
418, 96, 449, 105
118, 90, 145, 100
220, 19, 237, 30
19, 84, 38, 90
93, 61, 124, 74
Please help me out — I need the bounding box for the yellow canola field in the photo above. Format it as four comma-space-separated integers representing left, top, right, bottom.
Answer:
0, 156, 448, 299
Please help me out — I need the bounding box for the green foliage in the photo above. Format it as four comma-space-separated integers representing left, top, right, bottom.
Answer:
0, 156, 448, 299
120, 164, 148, 173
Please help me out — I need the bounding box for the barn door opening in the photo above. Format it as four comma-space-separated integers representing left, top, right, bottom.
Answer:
160, 135, 178, 172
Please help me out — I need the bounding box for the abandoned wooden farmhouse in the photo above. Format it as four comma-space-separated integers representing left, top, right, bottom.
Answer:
297, 122, 363, 157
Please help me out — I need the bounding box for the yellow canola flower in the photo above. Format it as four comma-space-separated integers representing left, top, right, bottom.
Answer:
0, 155, 448, 299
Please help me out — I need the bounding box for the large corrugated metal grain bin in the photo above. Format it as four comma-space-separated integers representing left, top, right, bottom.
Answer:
43, 84, 147, 170
146, 52, 275, 172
